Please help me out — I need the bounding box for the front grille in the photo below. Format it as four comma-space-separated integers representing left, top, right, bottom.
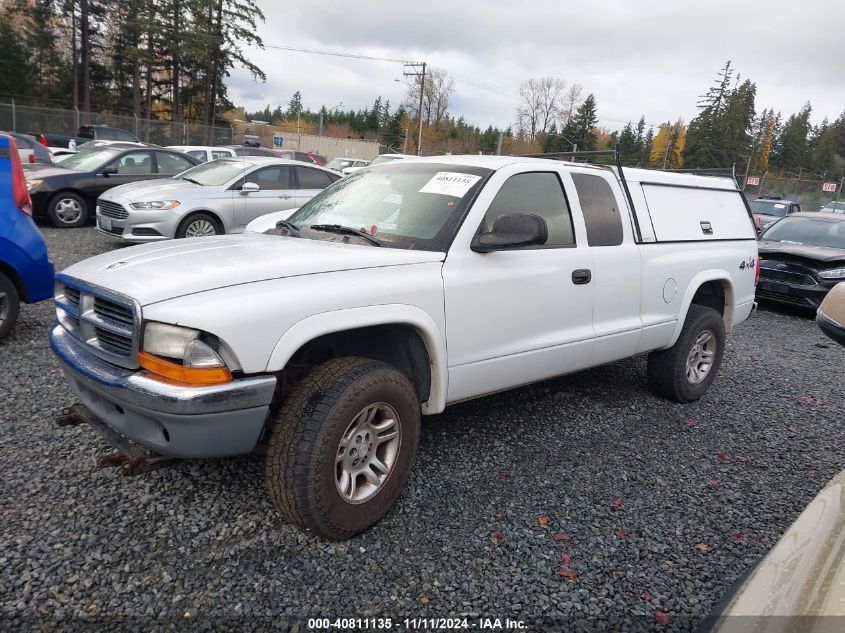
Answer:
756, 288, 817, 308
759, 267, 817, 286
98, 200, 129, 219
94, 297, 134, 327
55, 279, 139, 368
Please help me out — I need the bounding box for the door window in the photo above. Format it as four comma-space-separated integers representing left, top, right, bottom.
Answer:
187, 150, 208, 162
245, 165, 292, 190
295, 166, 334, 190
156, 151, 195, 174
110, 151, 153, 174
571, 173, 623, 246
481, 172, 575, 246
211, 150, 232, 160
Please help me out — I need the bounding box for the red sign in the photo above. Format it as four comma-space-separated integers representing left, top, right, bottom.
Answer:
746, 176, 760, 186
822, 182, 837, 192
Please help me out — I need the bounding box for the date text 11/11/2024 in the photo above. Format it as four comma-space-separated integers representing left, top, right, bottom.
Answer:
307, 617, 527, 630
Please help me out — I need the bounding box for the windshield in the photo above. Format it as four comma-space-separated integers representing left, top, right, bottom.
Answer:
59, 148, 120, 171
370, 155, 404, 166
285, 162, 492, 251
750, 200, 789, 217
174, 159, 251, 186
760, 216, 845, 250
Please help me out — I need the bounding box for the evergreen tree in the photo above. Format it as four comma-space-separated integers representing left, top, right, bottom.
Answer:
287, 91, 303, 118
561, 93, 598, 151
772, 102, 812, 170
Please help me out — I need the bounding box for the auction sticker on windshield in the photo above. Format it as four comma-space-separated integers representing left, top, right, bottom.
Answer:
419, 172, 481, 197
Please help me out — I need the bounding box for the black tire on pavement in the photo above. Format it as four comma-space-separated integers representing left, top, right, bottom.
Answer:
175, 213, 223, 239
647, 304, 726, 403
0, 272, 21, 340
266, 357, 420, 540
47, 191, 89, 228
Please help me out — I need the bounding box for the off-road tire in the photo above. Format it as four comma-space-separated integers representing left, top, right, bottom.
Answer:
0, 273, 21, 340
47, 191, 89, 228
647, 304, 726, 403
175, 212, 222, 239
266, 357, 420, 539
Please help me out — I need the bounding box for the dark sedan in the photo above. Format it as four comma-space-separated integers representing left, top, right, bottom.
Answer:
756, 212, 845, 309
24, 146, 200, 228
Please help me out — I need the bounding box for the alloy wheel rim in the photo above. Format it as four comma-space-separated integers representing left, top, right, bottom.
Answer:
335, 402, 401, 504
55, 198, 82, 223
686, 329, 716, 384
185, 220, 217, 237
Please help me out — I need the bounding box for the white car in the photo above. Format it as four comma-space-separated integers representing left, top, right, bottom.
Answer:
165, 145, 237, 163
95, 156, 340, 241
326, 158, 370, 173
341, 152, 414, 175
53, 155, 757, 539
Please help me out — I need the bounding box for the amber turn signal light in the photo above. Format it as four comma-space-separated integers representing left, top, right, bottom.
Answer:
138, 351, 232, 386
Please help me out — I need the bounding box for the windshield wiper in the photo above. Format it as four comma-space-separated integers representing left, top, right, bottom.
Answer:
181, 177, 203, 185
274, 219, 300, 235
308, 224, 382, 247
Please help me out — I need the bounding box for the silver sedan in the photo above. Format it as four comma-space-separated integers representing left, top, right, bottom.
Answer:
95, 157, 341, 242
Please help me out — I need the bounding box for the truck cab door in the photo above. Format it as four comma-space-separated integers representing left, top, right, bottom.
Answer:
442, 165, 596, 403
234, 164, 296, 231
565, 169, 643, 364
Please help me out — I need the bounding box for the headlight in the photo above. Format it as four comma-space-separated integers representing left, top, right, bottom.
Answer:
819, 268, 845, 280
130, 200, 180, 210
141, 322, 231, 385
27, 178, 43, 191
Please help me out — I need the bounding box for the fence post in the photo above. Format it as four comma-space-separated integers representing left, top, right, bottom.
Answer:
230, 125, 234, 145
74, 106, 79, 131
10, 99, 15, 132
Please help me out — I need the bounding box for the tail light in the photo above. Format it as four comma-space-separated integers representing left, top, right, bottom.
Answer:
28, 153, 35, 163
755, 257, 761, 286
7, 138, 33, 216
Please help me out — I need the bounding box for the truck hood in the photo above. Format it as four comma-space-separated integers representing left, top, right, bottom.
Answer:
102, 178, 201, 200
59, 234, 445, 305
758, 240, 845, 263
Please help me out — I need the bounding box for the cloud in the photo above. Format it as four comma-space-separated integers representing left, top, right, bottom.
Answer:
227, 0, 845, 131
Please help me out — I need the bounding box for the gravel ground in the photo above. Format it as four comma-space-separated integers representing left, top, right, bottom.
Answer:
1, 226, 844, 632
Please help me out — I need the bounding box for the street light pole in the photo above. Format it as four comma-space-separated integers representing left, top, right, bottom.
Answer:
403, 62, 426, 156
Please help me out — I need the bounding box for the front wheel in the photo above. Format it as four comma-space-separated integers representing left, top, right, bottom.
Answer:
0, 273, 21, 340
266, 357, 420, 539
647, 304, 726, 403
47, 192, 89, 228
176, 213, 223, 238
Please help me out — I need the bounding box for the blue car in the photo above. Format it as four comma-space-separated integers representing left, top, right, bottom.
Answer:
0, 133, 54, 338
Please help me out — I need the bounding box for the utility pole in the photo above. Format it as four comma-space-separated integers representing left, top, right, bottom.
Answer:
403, 62, 426, 156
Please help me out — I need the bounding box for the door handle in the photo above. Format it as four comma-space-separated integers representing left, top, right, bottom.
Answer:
572, 269, 592, 285
278, 194, 293, 199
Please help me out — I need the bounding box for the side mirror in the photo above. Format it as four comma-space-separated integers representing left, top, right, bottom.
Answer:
472, 213, 548, 253
240, 181, 260, 194
101, 166, 118, 176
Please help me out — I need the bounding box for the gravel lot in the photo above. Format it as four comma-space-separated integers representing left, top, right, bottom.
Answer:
2, 226, 844, 631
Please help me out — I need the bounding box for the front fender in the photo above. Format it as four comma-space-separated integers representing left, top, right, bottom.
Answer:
266, 304, 449, 414
665, 271, 734, 348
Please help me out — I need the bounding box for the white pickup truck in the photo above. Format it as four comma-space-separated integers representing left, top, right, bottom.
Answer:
51, 155, 758, 539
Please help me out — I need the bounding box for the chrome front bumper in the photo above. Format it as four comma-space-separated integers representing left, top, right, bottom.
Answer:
50, 325, 277, 458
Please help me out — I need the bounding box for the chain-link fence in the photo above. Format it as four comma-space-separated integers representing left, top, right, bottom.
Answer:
0, 102, 234, 146
741, 172, 844, 211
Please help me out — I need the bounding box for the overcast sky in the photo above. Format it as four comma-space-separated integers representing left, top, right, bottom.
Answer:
228, 0, 845, 132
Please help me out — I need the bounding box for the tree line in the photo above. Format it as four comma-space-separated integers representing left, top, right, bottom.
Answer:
0, 0, 265, 128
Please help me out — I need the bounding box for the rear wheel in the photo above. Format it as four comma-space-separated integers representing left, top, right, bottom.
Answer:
266, 357, 420, 539
647, 304, 726, 403
0, 273, 21, 340
47, 192, 89, 228
176, 213, 222, 238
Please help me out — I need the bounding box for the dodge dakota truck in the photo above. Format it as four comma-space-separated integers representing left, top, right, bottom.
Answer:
51, 155, 758, 539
